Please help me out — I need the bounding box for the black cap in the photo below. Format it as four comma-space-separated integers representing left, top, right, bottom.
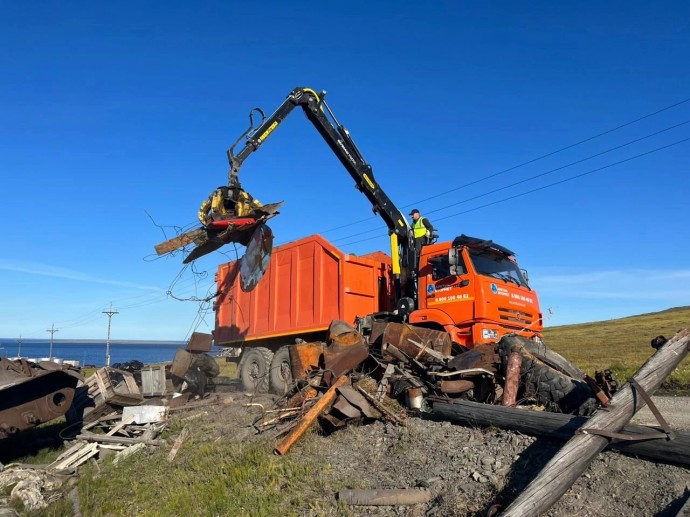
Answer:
409, 209, 420, 215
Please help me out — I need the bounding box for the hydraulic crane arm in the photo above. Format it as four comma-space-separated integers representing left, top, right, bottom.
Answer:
226, 87, 417, 300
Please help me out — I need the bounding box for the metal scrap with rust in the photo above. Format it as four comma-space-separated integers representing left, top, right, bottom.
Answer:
0, 357, 81, 439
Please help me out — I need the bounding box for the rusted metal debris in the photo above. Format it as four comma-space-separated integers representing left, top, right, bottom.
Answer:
250, 319, 630, 455
0, 357, 81, 439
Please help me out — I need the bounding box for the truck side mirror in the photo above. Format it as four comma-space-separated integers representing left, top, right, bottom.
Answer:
448, 248, 457, 266
521, 268, 529, 283
448, 248, 460, 276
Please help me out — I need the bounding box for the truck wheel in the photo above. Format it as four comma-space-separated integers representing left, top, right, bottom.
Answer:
498, 336, 595, 415
239, 347, 273, 393
520, 356, 596, 415
269, 346, 293, 395
500, 334, 584, 380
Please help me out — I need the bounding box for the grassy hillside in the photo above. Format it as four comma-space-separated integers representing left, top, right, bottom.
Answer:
543, 306, 690, 389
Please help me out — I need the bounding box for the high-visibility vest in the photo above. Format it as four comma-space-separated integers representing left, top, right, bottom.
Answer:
413, 217, 428, 239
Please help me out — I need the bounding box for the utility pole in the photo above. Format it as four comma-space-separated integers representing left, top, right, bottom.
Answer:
17, 335, 22, 357
102, 303, 118, 367
46, 324, 58, 360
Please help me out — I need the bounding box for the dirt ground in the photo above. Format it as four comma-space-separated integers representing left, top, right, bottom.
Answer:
210, 386, 690, 517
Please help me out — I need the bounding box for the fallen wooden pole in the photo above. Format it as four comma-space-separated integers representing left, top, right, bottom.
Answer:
338, 488, 432, 506
431, 399, 690, 466
274, 375, 349, 456
500, 328, 690, 517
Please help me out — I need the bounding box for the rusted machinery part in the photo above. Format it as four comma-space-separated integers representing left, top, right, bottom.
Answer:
502, 351, 522, 406
240, 224, 274, 292
0, 358, 79, 440
438, 379, 474, 394
381, 323, 452, 363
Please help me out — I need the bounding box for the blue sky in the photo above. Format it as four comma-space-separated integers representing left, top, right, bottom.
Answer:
1, 1, 689, 341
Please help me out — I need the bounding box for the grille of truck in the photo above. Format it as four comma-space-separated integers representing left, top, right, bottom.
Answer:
497, 307, 535, 326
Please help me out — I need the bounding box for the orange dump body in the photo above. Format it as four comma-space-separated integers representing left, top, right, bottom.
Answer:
214, 235, 393, 346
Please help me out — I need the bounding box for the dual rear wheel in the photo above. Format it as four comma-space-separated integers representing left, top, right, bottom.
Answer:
238, 346, 293, 394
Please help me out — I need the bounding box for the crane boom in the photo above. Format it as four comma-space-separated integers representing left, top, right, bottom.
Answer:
226, 87, 418, 301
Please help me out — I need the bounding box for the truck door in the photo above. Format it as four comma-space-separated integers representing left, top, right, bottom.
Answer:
421, 251, 475, 324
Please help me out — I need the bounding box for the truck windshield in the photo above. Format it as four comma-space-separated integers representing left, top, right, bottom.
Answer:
467, 248, 529, 288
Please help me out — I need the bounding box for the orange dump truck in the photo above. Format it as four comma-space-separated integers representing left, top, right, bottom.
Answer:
214, 233, 542, 393
213, 234, 393, 392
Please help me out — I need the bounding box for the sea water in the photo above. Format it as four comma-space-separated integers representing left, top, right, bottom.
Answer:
0, 339, 186, 367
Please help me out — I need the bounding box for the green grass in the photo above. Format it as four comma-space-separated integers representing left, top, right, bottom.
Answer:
77, 424, 338, 516
543, 306, 690, 390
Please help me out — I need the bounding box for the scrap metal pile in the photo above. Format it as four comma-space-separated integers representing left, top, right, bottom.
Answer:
248, 320, 614, 455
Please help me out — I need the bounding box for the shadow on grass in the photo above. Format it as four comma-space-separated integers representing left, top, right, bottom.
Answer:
0, 420, 71, 464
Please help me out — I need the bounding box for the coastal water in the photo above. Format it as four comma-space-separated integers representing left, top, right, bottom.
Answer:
0, 339, 186, 367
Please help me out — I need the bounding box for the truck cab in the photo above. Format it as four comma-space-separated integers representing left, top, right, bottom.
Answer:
411, 235, 542, 349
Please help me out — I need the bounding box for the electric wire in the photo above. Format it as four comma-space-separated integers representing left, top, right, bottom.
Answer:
336, 136, 690, 248
328, 119, 690, 244
311, 95, 690, 236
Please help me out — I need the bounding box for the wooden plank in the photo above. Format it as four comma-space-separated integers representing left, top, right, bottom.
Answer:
106, 415, 136, 436
75, 432, 164, 446
501, 329, 690, 517
51, 443, 99, 471
154, 229, 205, 255
50, 441, 89, 466
69, 445, 100, 468
431, 399, 690, 466
275, 375, 349, 455
167, 426, 189, 462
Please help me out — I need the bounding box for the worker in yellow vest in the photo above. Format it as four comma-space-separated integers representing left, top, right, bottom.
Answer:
409, 208, 434, 255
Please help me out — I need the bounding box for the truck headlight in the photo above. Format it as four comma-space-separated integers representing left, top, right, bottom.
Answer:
482, 329, 499, 340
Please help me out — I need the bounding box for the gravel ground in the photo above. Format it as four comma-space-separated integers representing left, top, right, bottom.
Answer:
632, 396, 690, 430
213, 390, 690, 516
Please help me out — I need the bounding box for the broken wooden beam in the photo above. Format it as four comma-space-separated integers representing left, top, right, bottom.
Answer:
274, 375, 349, 456
167, 426, 189, 462
75, 432, 164, 446
431, 399, 690, 466
500, 328, 690, 517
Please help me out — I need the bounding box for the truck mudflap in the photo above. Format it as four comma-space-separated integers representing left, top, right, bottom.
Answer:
0, 358, 80, 439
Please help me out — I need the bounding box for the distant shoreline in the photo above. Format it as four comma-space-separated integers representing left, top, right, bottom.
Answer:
0, 339, 186, 346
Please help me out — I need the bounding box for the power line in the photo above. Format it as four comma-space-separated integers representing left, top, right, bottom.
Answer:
337, 136, 690, 248
329, 119, 690, 244
312, 95, 690, 236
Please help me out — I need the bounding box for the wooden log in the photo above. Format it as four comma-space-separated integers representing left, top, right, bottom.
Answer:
274, 375, 349, 455
500, 328, 690, 517
338, 488, 432, 506
431, 399, 690, 466
502, 351, 521, 406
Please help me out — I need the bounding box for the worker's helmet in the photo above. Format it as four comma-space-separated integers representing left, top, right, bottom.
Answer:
409, 209, 420, 216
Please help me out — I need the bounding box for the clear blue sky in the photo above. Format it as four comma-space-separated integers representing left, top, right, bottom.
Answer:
1, 1, 689, 341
